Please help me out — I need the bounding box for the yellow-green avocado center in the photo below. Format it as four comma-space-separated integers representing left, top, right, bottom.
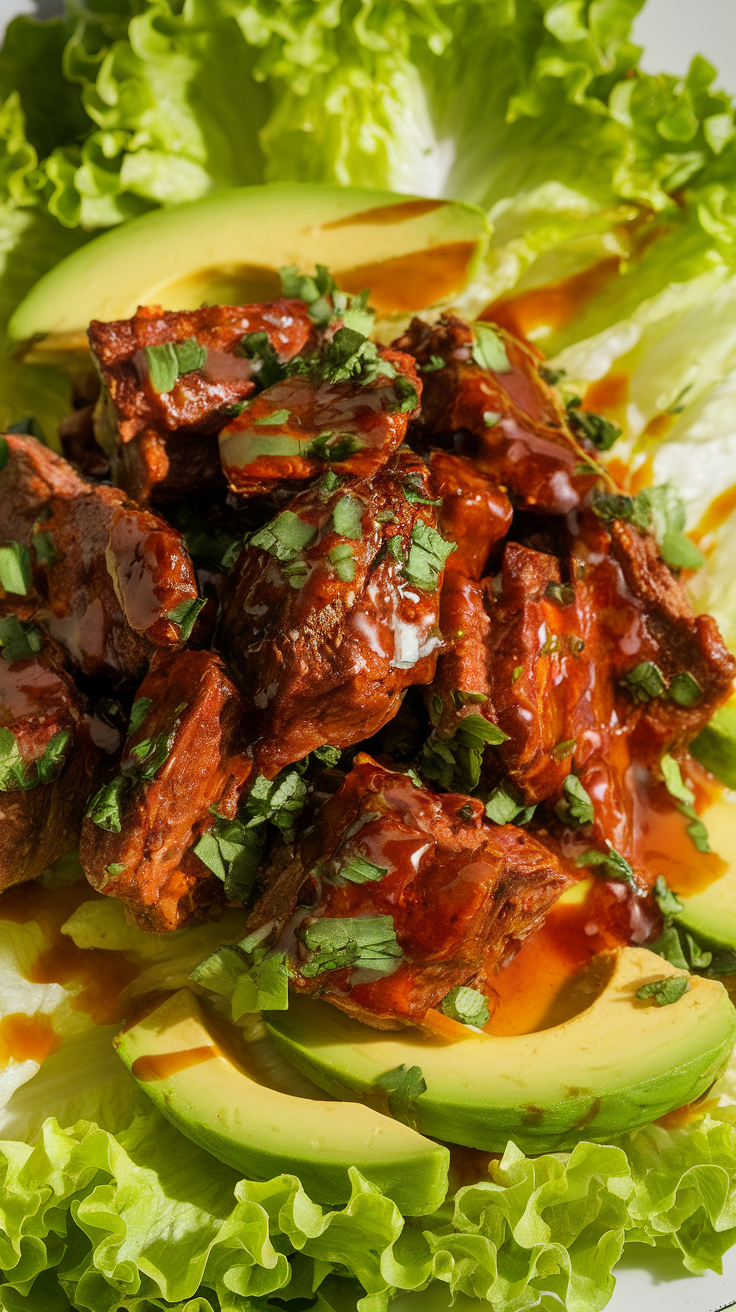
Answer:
265, 947, 736, 1153
115, 988, 449, 1214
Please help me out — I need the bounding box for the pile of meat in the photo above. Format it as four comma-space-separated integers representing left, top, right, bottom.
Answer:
1, 285, 732, 1028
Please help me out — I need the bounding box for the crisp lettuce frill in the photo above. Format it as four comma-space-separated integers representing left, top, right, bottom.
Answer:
1, 1097, 735, 1310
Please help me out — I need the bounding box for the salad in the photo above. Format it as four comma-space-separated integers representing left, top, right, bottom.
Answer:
1, 3, 736, 1311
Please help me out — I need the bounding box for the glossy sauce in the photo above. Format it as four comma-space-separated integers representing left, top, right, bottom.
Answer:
337, 242, 478, 314
0, 1012, 62, 1066
0, 878, 139, 1026
323, 199, 447, 228
481, 258, 621, 341
583, 373, 629, 414
131, 1045, 216, 1082
694, 482, 736, 543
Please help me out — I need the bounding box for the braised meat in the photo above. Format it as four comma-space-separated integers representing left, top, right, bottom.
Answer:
0, 434, 200, 684
219, 345, 421, 497
220, 448, 450, 775
396, 314, 595, 515
0, 635, 107, 888
89, 300, 314, 502
247, 755, 570, 1027
80, 649, 253, 932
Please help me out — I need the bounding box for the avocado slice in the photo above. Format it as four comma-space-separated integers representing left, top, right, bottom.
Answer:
9, 183, 489, 368
265, 947, 736, 1153
115, 988, 449, 1214
672, 798, 736, 951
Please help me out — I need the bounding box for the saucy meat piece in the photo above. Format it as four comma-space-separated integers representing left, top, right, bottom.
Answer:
396, 315, 593, 515
430, 451, 512, 580
80, 649, 253, 932
219, 346, 421, 497
0, 636, 105, 888
485, 517, 734, 847
0, 434, 199, 684
221, 448, 450, 776
89, 300, 314, 502
247, 755, 570, 1027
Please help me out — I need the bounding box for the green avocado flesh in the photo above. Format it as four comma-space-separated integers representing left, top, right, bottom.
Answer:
672, 799, 736, 951
9, 182, 489, 363
266, 948, 736, 1154
115, 988, 449, 1214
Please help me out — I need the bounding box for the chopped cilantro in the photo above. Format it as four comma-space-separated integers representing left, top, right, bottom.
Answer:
471, 322, 512, 374
253, 408, 291, 427
250, 510, 317, 562
652, 875, 684, 918
539, 366, 566, 385
31, 527, 58, 565
441, 985, 490, 1028
194, 812, 264, 901
421, 715, 508, 794
386, 535, 406, 565
145, 338, 206, 393
644, 484, 705, 571
512, 666, 522, 681
552, 738, 576, 760
660, 753, 695, 806
85, 774, 132, 833
429, 693, 444, 725
576, 843, 636, 884
556, 774, 594, 826
319, 469, 342, 498
402, 522, 455, 591
0, 541, 31, 595
330, 853, 388, 885
106, 862, 125, 877
591, 490, 651, 530
300, 915, 401, 977
0, 615, 41, 661
483, 410, 502, 427
668, 671, 702, 706
0, 727, 70, 792
544, 580, 575, 607
231, 951, 291, 1017
402, 474, 441, 506
332, 495, 364, 540
168, 597, 206, 641
620, 661, 668, 703
485, 780, 535, 826
235, 331, 283, 387
374, 1063, 427, 1127
636, 976, 689, 1006
421, 355, 445, 373
309, 430, 363, 462
678, 802, 711, 853
452, 689, 488, 707
566, 397, 621, 451
128, 698, 151, 739
312, 744, 342, 767
328, 542, 356, 582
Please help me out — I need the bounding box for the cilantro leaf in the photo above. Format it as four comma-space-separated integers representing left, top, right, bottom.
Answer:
128, 697, 152, 737
576, 843, 636, 884
652, 875, 684, 918
566, 397, 621, 451
484, 779, 535, 826
332, 495, 364, 540
0, 728, 65, 792
0, 541, 31, 595
441, 985, 490, 1028
544, 580, 575, 607
620, 661, 668, 703
677, 802, 711, 852
649, 923, 689, 971
471, 323, 511, 374
402, 522, 455, 591
194, 812, 264, 901
86, 774, 132, 833
592, 490, 651, 530
644, 483, 705, 571
231, 951, 291, 1017
328, 542, 356, 582
168, 597, 206, 641
0, 615, 42, 661
660, 753, 695, 805
668, 671, 703, 706
636, 976, 690, 1006
250, 510, 317, 563
300, 916, 401, 978
556, 774, 594, 826
483, 410, 502, 427
421, 715, 508, 794
330, 854, 388, 885
421, 355, 445, 373
374, 1062, 427, 1127
253, 409, 291, 427
235, 331, 284, 387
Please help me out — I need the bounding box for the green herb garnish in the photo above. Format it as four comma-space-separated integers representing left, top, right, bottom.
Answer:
0, 541, 31, 595
576, 843, 636, 884
168, 597, 206, 641
300, 916, 401, 977
402, 521, 455, 591
471, 322, 511, 374
145, 338, 207, 393
441, 985, 490, 1028
0, 615, 42, 661
636, 976, 689, 1006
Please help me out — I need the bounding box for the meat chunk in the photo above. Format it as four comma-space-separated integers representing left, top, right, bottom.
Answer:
89, 300, 314, 501
430, 451, 512, 579
247, 755, 570, 1027
58, 403, 110, 480
0, 636, 104, 888
0, 434, 200, 684
219, 345, 421, 497
220, 449, 450, 775
395, 315, 594, 515
80, 649, 253, 932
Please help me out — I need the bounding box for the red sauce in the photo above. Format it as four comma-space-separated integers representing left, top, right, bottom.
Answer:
323, 199, 447, 228
583, 373, 629, 414
481, 258, 621, 340
131, 1046, 216, 1082
0, 878, 139, 1026
0, 1012, 62, 1065
337, 242, 478, 314
694, 483, 736, 543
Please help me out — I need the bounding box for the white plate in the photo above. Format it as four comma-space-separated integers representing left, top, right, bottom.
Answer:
0, 2, 735, 1308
